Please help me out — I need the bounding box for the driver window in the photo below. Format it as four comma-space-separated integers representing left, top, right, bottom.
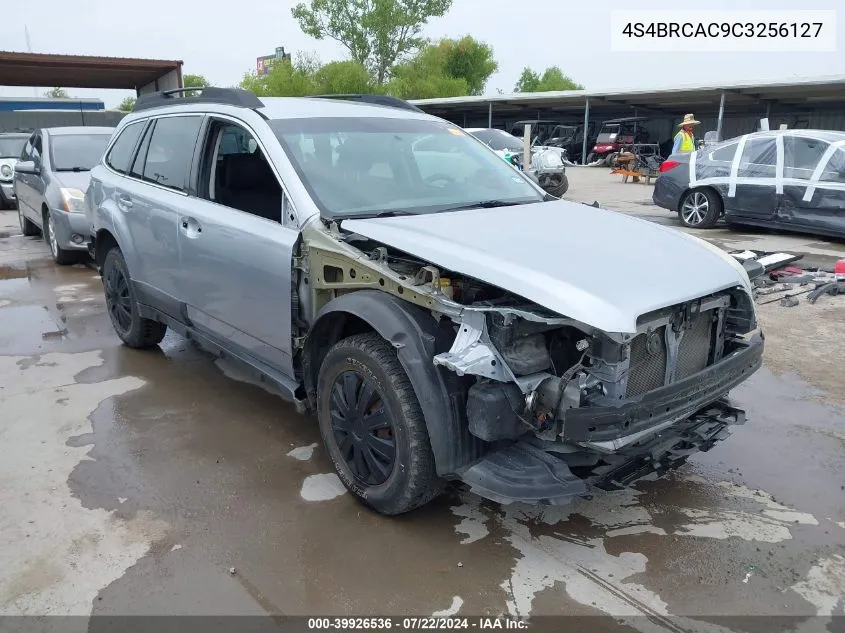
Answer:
203, 121, 284, 223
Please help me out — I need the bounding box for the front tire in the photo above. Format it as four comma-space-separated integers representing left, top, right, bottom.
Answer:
102, 247, 167, 348
545, 173, 569, 197
316, 333, 441, 515
43, 211, 76, 265
19, 206, 39, 236
678, 188, 722, 229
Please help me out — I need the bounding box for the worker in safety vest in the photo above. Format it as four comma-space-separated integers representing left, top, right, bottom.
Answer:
672, 113, 700, 154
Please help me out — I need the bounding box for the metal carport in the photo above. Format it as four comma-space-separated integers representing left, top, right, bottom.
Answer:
0, 51, 183, 95
410, 76, 845, 163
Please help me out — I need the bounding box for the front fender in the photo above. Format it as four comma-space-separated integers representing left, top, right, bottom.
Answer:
308, 290, 486, 476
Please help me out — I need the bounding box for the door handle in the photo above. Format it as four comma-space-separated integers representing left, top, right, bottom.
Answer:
117, 194, 133, 210
180, 217, 202, 236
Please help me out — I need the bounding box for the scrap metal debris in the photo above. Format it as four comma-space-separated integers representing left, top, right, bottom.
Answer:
730, 251, 845, 307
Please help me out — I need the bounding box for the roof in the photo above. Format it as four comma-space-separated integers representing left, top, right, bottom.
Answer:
410, 75, 845, 119
260, 96, 434, 120
44, 126, 116, 136
0, 51, 182, 90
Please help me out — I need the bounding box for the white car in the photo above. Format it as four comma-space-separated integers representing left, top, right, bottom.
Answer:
0, 133, 29, 209
466, 127, 569, 197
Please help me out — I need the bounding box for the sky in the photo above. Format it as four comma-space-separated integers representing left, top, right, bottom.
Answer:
1, 0, 843, 108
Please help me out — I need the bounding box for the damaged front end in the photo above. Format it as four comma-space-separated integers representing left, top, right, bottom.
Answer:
436, 287, 763, 505
298, 221, 764, 507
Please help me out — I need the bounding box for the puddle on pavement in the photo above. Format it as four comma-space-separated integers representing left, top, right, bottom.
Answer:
0, 305, 69, 349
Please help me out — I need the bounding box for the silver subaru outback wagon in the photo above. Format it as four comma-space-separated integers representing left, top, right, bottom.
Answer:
86, 88, 763, 515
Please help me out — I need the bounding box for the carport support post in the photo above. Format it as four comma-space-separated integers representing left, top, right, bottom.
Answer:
581, 98, 590, 164
716, 91, 726, 141
487, 101, 492, 128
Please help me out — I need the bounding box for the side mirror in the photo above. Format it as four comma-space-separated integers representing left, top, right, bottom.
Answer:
14, 160, 37, 175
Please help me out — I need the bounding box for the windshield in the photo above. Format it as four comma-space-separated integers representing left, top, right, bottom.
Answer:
49, 134, 112, 171
270, 117, 543, 218
596, 125, 620, 143
0, 136, 27, 159
471, 129, 524, 152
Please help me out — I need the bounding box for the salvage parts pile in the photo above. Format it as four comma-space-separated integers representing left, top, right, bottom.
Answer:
296, 203, 765, 508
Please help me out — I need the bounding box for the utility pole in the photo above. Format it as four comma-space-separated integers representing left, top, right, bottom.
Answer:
24, 26, 38, 98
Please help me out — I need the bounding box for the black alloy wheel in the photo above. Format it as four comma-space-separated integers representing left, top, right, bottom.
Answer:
101, 247, 167, 348
329, 370, 396, 486
105, 260, 133, 334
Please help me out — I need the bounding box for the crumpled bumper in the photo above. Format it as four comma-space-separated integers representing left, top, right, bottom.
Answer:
563, 330, 764, 447
454, 331, 763, 506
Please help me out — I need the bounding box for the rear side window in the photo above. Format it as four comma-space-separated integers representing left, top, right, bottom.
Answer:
106, 122, 145, 174
138, 116, 203, 192
738, 137, 776, 177
709, 142, 737, 162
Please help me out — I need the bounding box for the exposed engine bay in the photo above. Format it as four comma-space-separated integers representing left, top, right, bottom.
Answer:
299, 224, 764, 505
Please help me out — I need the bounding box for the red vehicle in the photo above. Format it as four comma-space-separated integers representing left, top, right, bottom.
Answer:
587, 116, 650, 166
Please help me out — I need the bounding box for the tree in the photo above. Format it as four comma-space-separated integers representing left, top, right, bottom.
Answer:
514, 66, 582, 92
239, 52, 320, 96
439, 36, 497, 96
118, 96, 136, 112
314, 60, 375, 94
291, 0, 453, 85
183, 74, 211, 88
386, 36, 495, 99
44, 87, 69, 98
387, 42, 467, 99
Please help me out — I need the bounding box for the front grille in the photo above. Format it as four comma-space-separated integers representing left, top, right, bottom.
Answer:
626, 327, 667, 397
676, 310, 714, 380
625, 309, 716, 398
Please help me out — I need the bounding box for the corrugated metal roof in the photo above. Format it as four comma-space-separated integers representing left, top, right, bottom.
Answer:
410, 75, 845, 120
410, 74, 845, 107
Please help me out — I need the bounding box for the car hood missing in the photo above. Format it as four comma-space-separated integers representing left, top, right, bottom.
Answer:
341, 199, 752, 334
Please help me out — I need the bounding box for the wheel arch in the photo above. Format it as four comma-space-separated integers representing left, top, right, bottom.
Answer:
302, 290, 485, 476
94, 228, 120, 271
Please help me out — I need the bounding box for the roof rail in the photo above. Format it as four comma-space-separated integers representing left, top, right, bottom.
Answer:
310, 94, 424, 113
133, 87, 264, 112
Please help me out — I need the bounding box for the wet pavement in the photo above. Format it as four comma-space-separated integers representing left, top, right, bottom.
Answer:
0, 209, 843, 631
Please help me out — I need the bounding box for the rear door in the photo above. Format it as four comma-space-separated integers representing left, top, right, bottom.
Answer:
119, 114, 203, 311
780, 136, 845, 235
173, 115, 298, 376
725, 135, 778, 221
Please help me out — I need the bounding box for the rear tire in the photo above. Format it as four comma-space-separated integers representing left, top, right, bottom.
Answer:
102, 247, 167, 348
678, 188, 722, 229
316, 333, 441, 515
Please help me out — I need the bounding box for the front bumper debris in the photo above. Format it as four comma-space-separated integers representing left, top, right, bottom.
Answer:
562, 331, 763, 445
456, 399, 746, 506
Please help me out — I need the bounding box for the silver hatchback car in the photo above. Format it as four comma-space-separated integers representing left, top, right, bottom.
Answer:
87, 88, 763, 515
14, 126, 115, 264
